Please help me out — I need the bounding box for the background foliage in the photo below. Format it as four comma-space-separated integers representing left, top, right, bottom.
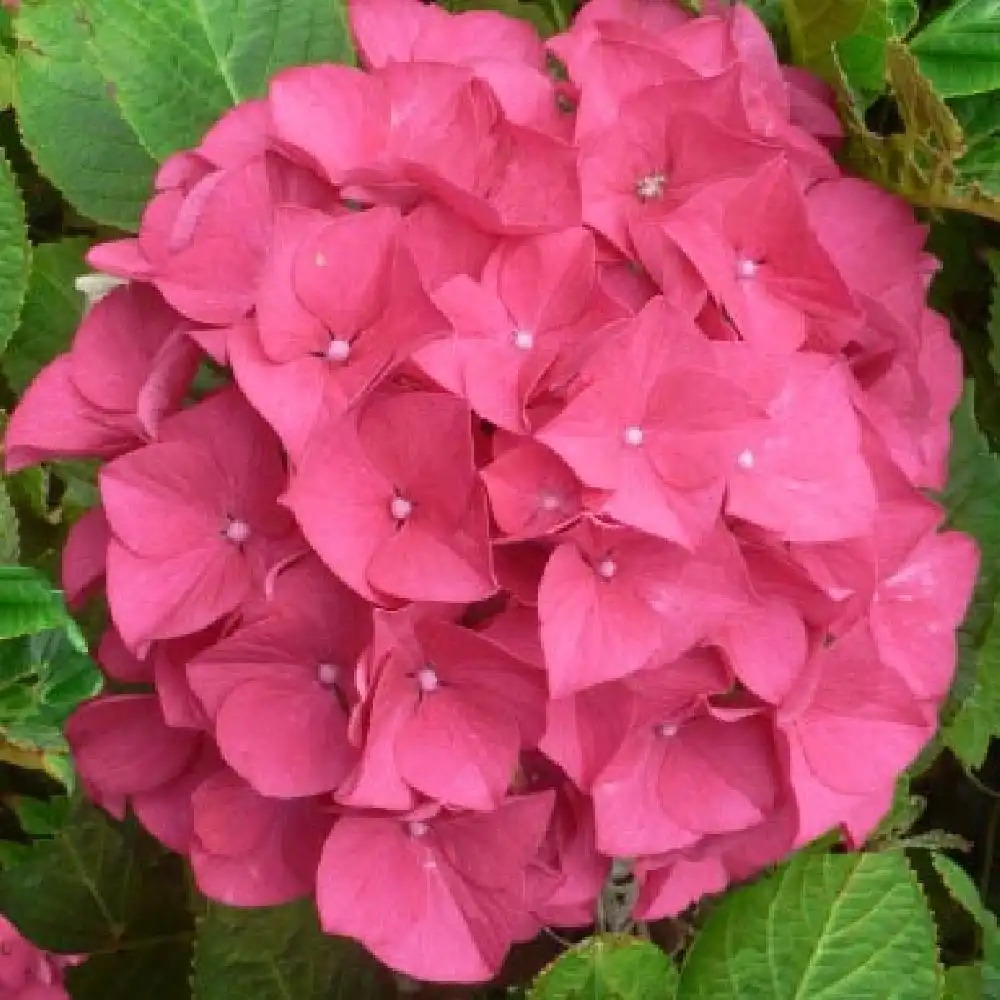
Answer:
0, 0, 996, 996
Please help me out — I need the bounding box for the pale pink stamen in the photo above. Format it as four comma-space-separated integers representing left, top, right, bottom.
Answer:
624, 425, 644, 447
656, 722, 679, 738
408, 820, 430, 838
736, 257, 760, 280
512, 329, 534, 351
597, 558, 617, 580
224, 519, 251, 544
417, 666, 440, 693
539, 493, 561, 512
636, 172, 666, 201
737, 449, 755, 470
317, 663, 339, 687
390, 495, 413, 520
326, 338, 351, 362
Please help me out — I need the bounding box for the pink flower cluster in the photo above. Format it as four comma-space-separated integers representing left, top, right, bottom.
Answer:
0, 916, 78, 1000
4, 0, 980, 983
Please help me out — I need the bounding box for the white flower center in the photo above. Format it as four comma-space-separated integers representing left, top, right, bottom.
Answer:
390, 495, 413, 521
636, 172, 667, 201
736, 257, 760, 280
539, 493, 561, 512
408, 820, 429, 838
326, 338, 351, 362
314, 251, 328, 268
624, 425, 644, 447
224, 519, 251, 544
512, 329, 534, 351
317, 663, 339, 687
417, 666, 440, 693
656, 722, 678, 738
737, 449, 755, 470
597, 558, 618, 580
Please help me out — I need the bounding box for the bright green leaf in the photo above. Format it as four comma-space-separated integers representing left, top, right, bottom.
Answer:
0, 801, 192, 1000
944, 597, 1000, 767
81, 0, 355, 160
0, 566, 75, 641
677, 851, 940, 1000
944, 965, 984, 1000
932, 855, 1000, 995
909, 0, 1000, 98
2, 238, 88, 395
833, 0, 918, 104
0, 149, 29, 356
192, 900, 391, 1000
0, 480, 18, 564
531, 935, 679, 1000
13, 3, 156, 230
988, 250, 1000, 375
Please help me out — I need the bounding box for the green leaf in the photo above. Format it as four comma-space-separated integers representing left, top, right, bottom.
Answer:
781, 0, 914, 83
945, 597, 1000, 767
445, 0, 558, 36
13, 3, 156, 230
0, 480, 18, 564
81, 0, 355, 160
530, 935, 679, 1000
833, 0, 918, 104
909, 0, 1000, 98
2, 238, 88, 395
192, 900, 392, 1000
0, 566, 75, 641
677, 851, 940, 1000
988, 250, 1000, 375
943, 965, 984, 1000
0, 149, 29, 357
932, 855, 1000, 994
0, 800, 193, 1000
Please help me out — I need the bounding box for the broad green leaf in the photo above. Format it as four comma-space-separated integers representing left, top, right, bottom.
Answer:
81, 0, 355, 160
909, 0, 1000, 98
192, 900, 391, 1000
833, 0, 917, 104
951, 94, 1000, 201
781, 0, 913, 82
0, 149, 29, 356
531, 935, 679, 1000
0, 801, 192, 1000
943, 965, 984, 1000
841, 43, 1000, 222
677, 851, 940, 1000
988, 250, 1000, 376
2, 238, 88, 395
0, 480, 18, 564
944, 596, 1000, 767
0, 566, 75, 641
941, 386, 1000, 765
932, 855, 1000, 995
13, 3, 156, 230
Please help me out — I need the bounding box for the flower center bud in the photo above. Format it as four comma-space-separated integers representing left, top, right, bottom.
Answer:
224, 518, 251, 544
326, 338, 351, 362
512, 328, 534, 351
597, 558, 617, 580
539, 492, 561, 512
624, 425, 644, 447
737, 448, 755, 470
655, 722, 679, 738
736, 257, 760, 280
390, 495, 413, 521
317, 663, 339, 687
407, 820, 429, 838
314, 251, 328, 268
417, 666, 440, 693
635, 172, 667, 201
